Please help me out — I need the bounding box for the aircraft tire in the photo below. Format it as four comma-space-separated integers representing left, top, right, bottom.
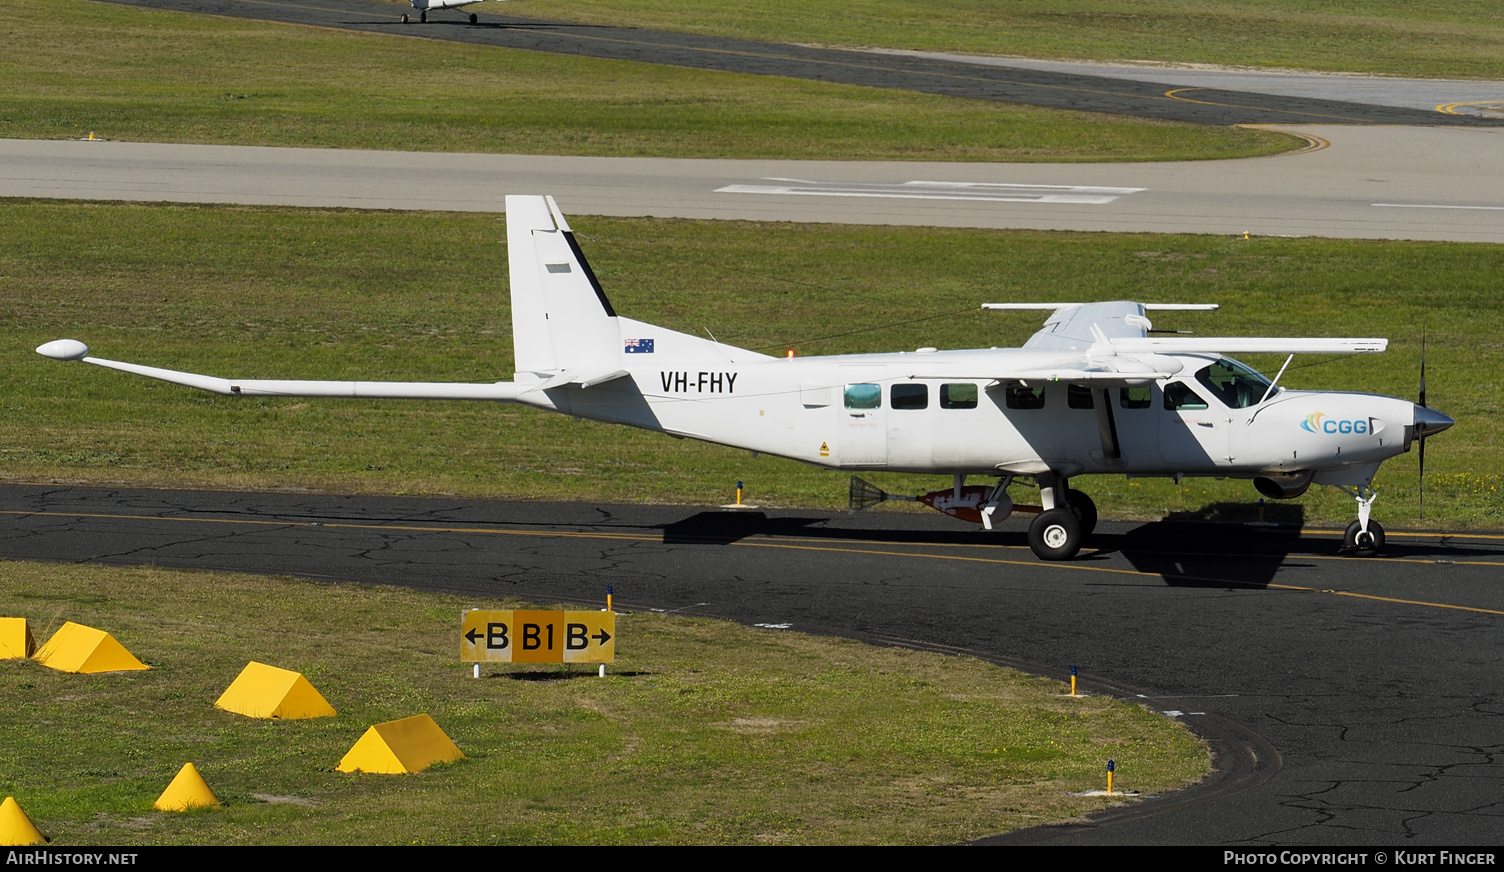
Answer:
420, 10, 426, 22
1344, 519, 1385, 557
1028, 509, 1081, 561
401, 13, 409, 22
1066, 489, 1097, 537
469, 12, 478, 23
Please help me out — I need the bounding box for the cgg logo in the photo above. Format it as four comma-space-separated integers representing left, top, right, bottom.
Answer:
1301, 412, 1368, 435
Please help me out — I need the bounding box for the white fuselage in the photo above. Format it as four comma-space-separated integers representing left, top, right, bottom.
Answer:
510, 329, 1416, 486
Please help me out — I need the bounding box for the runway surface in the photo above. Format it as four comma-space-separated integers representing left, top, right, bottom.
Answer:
8, 124, 1504, 242
4, 483, 1504, 844
95, 0, 1504, 129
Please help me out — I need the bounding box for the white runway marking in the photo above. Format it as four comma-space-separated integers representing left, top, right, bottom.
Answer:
1373, 203, 1504, 211
716, 178, 1145, 204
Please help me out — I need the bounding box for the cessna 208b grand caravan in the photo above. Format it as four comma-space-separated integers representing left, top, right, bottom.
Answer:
36, 195, 1454, 561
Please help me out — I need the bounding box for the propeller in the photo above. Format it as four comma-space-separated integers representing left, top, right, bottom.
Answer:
1418, 327, 1426, 520
1410, 330, 1455, 524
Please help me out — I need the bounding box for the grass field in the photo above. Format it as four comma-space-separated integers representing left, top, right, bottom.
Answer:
518, 0, 1504, 80
3, 200, 1500, 531
0, 562, 1208, 844
0, 1, 1294, 162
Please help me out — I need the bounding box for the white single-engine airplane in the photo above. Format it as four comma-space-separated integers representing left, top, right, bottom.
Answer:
36, 195, 1455, 561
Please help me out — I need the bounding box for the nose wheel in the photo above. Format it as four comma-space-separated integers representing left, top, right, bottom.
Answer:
1337, 484, 1385, 557
1343, 519, 1386, 558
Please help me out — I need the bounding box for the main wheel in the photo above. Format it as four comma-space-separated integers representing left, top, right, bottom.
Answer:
1029, 509, 1082, 561
401, 13, 409, 22
1343, 519, 1386, 557
469, 12, 478, 23
1065, 489, 1097, 537
419, 10, 426, 22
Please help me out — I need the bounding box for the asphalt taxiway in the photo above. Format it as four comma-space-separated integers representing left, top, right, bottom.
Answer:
7, 124, 1504, 242
3, 483, 1502, 844
92, 0, 1504, 129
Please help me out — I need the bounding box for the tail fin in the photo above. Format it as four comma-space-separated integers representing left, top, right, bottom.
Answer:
506, 195, 621, 378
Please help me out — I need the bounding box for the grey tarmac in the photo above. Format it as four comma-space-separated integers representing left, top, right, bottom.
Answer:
7, 124, 1504, 242
3, 483, 1503, 844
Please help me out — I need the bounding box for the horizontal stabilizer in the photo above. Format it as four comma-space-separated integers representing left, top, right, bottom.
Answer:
522, 368, 632, 393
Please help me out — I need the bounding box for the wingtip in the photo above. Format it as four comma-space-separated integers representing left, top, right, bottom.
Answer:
36, 339, 89, 361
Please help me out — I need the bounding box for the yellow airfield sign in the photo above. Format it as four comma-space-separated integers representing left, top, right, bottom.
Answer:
461, 609, 615, 664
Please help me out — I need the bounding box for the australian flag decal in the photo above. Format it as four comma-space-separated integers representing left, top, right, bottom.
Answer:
624, 338, 655, 354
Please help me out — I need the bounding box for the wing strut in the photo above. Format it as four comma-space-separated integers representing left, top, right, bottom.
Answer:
1093, 388, 1123, 465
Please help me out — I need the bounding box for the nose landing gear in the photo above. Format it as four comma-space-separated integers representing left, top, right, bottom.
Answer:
1337, 485, 1385, 557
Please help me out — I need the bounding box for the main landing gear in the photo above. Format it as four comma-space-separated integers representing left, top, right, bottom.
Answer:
1025, 475, 1096, 562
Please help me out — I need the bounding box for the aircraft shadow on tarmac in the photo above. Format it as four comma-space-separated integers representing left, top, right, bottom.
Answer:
1110, 502, 1307, 589
658, 506, 1319, 588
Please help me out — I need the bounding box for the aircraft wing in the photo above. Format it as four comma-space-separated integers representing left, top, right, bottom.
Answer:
1103, 337, 1387, 354
987, 302, 1385, 356
990, 301, 1214, 351
35, 340, 524, 401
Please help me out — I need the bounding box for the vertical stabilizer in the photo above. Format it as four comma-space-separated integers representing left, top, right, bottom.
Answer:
506, 195, 621, 377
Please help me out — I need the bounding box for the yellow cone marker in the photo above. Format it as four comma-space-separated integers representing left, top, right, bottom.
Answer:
215, 662, 336, 719
1, 797, 45, 846
0, 618, 35, 659
154, 763, 220, 812
337, 714, 464, 774
33, 622, 148, 673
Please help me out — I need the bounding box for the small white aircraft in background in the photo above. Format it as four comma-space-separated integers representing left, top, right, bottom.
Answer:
36, 195, 1454, 561
402, 0, 489, 25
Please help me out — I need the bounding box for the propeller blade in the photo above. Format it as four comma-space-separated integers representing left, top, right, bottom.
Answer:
1419, 326, 1428, 409
1418, 327, 1428, 519
1418, 430, 1426, 521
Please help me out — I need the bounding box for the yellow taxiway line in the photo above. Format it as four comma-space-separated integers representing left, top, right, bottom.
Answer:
4, 508, 1502, 616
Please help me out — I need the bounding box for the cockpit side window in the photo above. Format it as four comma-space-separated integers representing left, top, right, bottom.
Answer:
1195, 359, 1273, 409
1163, 381, 1210, 411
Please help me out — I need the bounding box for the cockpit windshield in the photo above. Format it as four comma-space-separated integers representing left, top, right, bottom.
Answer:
1195, 358, 1274, 409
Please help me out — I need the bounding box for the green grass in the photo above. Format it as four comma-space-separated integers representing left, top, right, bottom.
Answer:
516, 0, 1504, 79
2, 200, 1500, 531
0, 1, 1294, 162
0, 561, 1208, 844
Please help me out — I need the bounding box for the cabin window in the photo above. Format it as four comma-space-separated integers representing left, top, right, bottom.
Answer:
843, 383, 882, 410
1067, 384, 1095, 409
1196, 359, 1273, 409
891, 383, 928, 410
940, 383, 977, 409
1119, 386, 1152, 409
1164, 381, 1210, 411
1005, 385, 1047, 410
